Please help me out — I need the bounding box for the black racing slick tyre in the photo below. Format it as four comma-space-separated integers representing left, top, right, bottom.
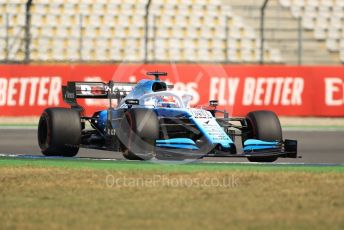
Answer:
119, 108, 159, 160
245, 110, 282, 163
38, 108, 81, 157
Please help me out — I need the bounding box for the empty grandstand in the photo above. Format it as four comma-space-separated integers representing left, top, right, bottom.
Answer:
280, 0, 344, 63
0, 0, 343, 64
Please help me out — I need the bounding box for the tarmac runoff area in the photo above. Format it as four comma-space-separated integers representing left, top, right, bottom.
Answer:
0, 118, 343, 164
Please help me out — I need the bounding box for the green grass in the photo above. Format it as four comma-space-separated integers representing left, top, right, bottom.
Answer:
0, 157, 343, 173
0, 158, 343, 230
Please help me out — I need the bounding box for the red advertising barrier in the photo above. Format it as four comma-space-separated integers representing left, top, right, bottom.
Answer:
0, 64, 344, 117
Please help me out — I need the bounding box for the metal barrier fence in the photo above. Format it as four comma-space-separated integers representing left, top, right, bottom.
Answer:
230, 0, 305, 65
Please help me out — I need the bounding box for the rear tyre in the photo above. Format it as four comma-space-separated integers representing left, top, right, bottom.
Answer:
244, 110, 282, 163
119, 108, 159, 160
38, 108, 81, 157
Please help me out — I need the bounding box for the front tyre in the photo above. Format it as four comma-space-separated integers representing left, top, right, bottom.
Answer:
38, 108, 81, 157
119, 108, 159, 160
244, 110, 282, 163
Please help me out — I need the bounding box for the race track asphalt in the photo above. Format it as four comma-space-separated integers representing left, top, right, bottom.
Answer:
0, 128, 343, 164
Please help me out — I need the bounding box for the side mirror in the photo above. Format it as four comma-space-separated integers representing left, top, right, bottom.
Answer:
209, 100, 218, 107
125, 99, 139, 106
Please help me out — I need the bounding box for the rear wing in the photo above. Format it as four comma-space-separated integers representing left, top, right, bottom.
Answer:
62, 81, 136, 106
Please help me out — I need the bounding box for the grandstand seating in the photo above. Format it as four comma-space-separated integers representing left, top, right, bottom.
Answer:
0, 0, 282, 63
0, 0, 26, 61
3, 0, 341, 64
279, 0, 344, 63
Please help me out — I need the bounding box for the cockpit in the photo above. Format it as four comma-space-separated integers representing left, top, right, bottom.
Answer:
139, 91, 193, 108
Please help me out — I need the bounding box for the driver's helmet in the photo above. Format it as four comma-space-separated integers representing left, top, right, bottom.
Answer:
156, 96, 177, 108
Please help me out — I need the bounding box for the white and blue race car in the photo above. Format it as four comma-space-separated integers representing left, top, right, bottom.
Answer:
37, 72, 298, 162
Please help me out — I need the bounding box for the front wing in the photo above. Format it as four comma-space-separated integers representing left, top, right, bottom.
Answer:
207, 139, 298, 158
156, 139, 298, 159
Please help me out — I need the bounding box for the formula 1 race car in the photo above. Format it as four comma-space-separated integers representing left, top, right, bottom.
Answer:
37, 72, 298, 162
